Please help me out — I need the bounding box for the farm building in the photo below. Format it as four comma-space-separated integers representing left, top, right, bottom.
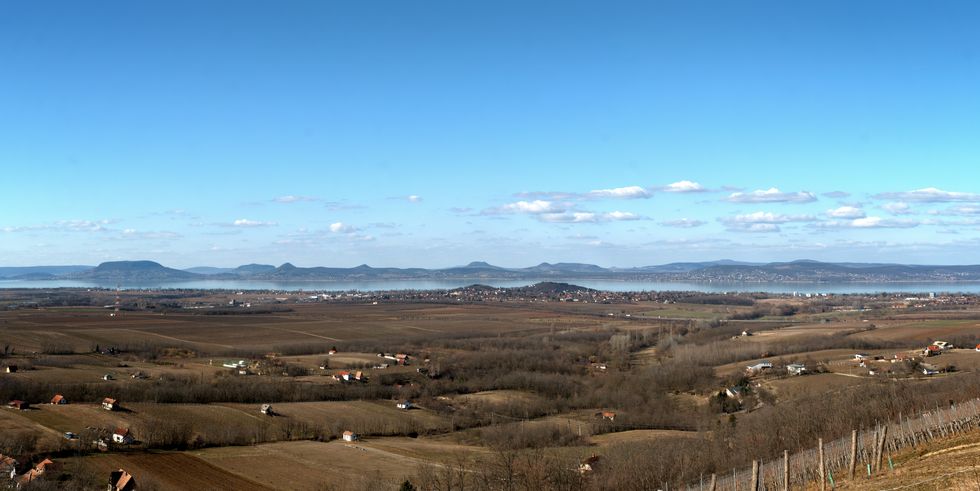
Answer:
725, 386, 745, 399
112, 428, 134, 444
50, 394, 67, 405
786, 364, 807, 376
222, 360, 247, 369
579, 454, 601, 475
342, 430, 358, 442
260, 404, 273, 415
0, 454, 18, 478
396, 401, 413, 410
16, 459, 55, 486
108, 469, 136, 491
102, 398, 118, 411
746, 361, 773, 374
7, 400, 29, 410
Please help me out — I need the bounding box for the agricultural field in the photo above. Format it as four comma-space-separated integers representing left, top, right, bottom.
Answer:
4, 289, 980, 489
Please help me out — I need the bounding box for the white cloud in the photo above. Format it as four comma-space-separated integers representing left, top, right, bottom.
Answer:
954, 206, 980, 215
604, 211, 641, 221
407, 195, 422, 203
329, 222, 358, 233
233, 219, 277, 227
497, 200, 565, 214
539, 211, 642, 223
850, 216, 918, 228
873, 187, 980, 203
662, 180, 706, 193
725, 187, 817, 204
815, 216, 920, 229
882, 202, 912, 215
822, 191, 851, 199
726, 211, 815, 224
826, 206, 866, 219
1, 219, 114, 233
587, 186, 652, 199
660, 218, 707, 228
273, 195, 317, 203
720, 211, 815, 233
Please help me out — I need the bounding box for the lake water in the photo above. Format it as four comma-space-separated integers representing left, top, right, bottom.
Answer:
2, 278, 980, 294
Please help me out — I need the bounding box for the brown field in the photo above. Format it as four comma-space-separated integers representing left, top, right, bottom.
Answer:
71, 451, 272, 490
588, 429, 700, 446
195, 438, 488, 490
0, 302, 640, 353
219, 400, 450, 435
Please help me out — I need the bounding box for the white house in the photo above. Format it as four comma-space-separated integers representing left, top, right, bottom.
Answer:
786, 364, 807, 376
396, 401, 413, 410
112, 428, 134, 444
342, 430, 358, 442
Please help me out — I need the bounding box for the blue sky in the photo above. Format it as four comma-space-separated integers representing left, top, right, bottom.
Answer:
3, 1, 980, 268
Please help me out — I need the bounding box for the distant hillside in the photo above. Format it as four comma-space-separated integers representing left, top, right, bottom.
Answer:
7, 259, 980, 283
0, 265, 93, 279
183, 266, 236, 275
233, 264, 277, 275
66, 261, 202, 281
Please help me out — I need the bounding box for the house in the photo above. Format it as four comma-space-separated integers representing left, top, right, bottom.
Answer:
975, 343, 980, 352
222, 360, 247, 369
741, 330, 752, 337
16, 459, 55, 487
7, 400, 29, 410
102, 374, 114, 381
746, 361, 773, 373
130, 372, 148, 380
594, 411, 616, 422
108, 469, 136, 491
354, 371, 364, 382
724, 386, 745, 400
50, 394, 67, 405
260, 404, 273, 415
579, 454, 601, 475
328, 348, 338, 355
396, 401, 413, 410
4, 365, 16, 373
932, 341, 953, 350
112, 428, 134, 444
102, 398, 118, 411
786, 364, 807, 376
342, 430, 358, 442
853, 354, 870, 360
0, 454, 18, 479
922, 367, 939, 376
923, 345, 942, 357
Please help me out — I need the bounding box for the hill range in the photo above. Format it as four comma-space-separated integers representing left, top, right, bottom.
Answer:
3, 259, 980, 283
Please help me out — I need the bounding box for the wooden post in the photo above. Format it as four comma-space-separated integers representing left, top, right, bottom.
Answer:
709, 474, 716, 491
751, 460, 759, 491
876, 425, 888, 473
819, 438, 826, 491
783, 450, 789, 491
849, 429, 858, 479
